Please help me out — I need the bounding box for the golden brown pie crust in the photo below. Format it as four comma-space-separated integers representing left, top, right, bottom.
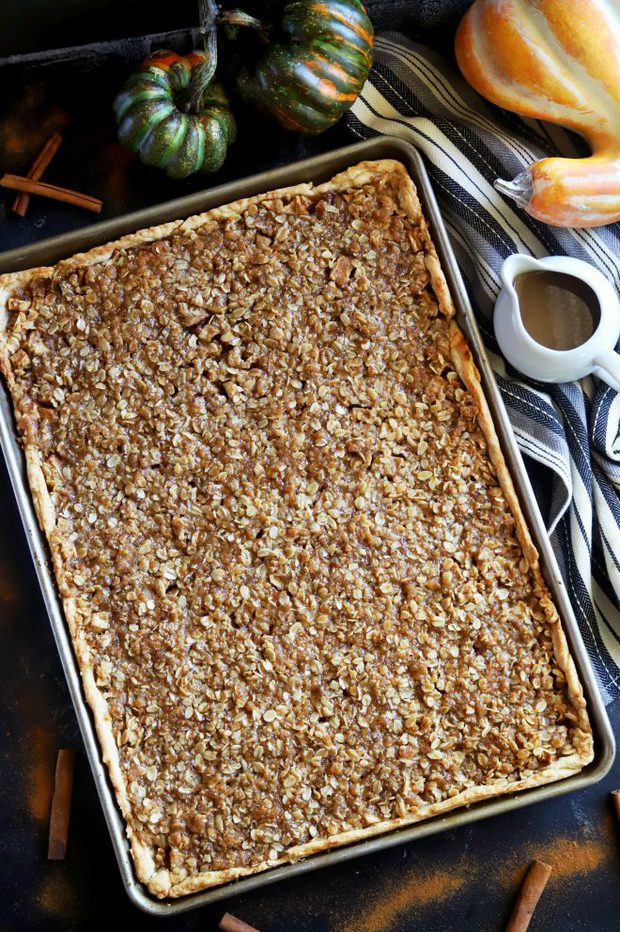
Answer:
0, 160, 593, 898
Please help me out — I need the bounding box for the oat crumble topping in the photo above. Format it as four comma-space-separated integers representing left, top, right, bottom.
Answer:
2, 167, 591, 892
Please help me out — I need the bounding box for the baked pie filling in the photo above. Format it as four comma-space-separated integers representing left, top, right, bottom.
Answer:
0, 161, 593, 897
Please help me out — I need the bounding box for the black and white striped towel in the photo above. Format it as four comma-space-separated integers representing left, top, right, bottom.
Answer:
347, 33, 620, 703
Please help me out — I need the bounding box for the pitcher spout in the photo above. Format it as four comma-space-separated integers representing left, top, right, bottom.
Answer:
499, 254, 546, 296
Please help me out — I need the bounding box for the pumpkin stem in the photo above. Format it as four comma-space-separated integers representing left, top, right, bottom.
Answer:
218, 10, 270, 43
186, 0, 219, 113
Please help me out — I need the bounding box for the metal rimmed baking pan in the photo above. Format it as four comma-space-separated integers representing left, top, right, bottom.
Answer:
0, 136, 614, 916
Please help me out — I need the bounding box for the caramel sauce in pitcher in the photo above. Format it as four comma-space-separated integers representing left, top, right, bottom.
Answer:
516, 271, 600, 351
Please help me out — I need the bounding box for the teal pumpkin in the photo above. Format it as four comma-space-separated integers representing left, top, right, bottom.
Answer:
234, 0, 374, 134
113, 50, 236, 178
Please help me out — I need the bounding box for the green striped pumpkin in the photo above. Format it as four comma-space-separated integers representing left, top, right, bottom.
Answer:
235, 0, 374, 134
113, 50, 236, 178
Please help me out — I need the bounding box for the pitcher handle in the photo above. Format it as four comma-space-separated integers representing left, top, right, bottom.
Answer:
594, 349, 620, 392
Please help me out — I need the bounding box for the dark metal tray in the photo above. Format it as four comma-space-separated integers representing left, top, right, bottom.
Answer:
0, 137, 614, 916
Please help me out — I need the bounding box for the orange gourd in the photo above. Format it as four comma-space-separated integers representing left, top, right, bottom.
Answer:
455, 0, 620, 228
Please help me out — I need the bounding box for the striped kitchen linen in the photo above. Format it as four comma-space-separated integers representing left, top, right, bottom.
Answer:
347, 33, 620, 702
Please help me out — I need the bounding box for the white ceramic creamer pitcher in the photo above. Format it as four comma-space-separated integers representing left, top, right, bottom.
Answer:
494, 255, 620, 392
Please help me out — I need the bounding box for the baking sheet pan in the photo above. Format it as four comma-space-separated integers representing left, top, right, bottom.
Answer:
0, 137, 614, 916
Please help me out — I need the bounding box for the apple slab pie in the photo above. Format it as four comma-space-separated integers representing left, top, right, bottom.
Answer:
0, 160, 593, 897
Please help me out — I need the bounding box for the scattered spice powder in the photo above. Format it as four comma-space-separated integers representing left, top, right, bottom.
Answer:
38, 870, 84, 921
0, 557, 21, 611
348, 820, 615, 932
27, 727, 55, 822
523, 836, 608, 878
346, 869, 466, 932
611, 791, 620, 831
102, 142, 135, 202
0, 85, 67, 161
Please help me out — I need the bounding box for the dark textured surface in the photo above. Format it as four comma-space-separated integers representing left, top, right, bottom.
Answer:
1, 6, 620, 930
0, 2, 473, 255
1, 2, 473, 57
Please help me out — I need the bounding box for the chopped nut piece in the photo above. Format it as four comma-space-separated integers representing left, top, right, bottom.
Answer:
89, 612, 110, 631
330, 255, 353, 287
7, 297, 30, 312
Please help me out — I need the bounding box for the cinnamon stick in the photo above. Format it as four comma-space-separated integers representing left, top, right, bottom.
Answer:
48, 749, 76, 860
218, 913, 262, 932
505, 860, 552, 932
1, 174, 102, 214
612, 789, 620, 829
12, 132, 63, 217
